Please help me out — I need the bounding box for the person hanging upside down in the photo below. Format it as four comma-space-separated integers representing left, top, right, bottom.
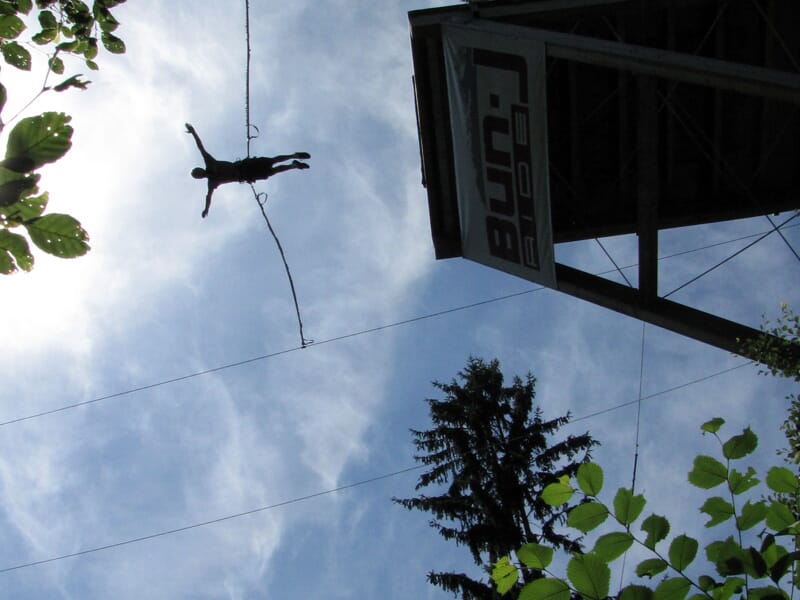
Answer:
185, 123, 310, 218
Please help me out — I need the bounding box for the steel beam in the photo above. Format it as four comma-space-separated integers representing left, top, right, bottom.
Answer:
450, 20, 800, 105
555, 263, 799, 362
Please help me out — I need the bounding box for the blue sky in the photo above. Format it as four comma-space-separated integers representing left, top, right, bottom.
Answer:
0, 1, 798, 598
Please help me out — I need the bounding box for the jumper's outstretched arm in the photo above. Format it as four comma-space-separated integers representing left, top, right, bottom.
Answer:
185, 123, 214, 165
201, 182, 216, 218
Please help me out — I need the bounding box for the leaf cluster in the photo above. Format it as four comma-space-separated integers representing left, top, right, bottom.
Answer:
0, 102, 88, 272
0, 1, 125, 272
0, 0, 126, 75
742, 303, 800, 383
492, 418, 800, 599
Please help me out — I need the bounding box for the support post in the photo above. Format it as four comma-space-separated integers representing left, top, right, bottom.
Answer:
637, 75, 659, 301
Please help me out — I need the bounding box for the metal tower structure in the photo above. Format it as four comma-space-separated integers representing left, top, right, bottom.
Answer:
410, 0, 800, 360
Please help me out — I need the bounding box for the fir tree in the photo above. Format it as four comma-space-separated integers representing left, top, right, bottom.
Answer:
394, 357, 598, 599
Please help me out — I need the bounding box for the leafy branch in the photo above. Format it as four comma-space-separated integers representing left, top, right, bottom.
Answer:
492, 418, 800, 599
0, 0, 127, 274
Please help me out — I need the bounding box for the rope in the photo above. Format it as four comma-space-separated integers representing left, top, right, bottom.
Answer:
251, 186, 311, 347
244, 0, 310, 348
245, 0, 255, 156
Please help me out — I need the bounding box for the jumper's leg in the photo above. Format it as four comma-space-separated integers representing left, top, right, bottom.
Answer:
272, 152, 310, 163
271, 161, 309, 175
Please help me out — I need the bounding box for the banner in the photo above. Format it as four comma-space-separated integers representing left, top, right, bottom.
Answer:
442, 22, 556, 287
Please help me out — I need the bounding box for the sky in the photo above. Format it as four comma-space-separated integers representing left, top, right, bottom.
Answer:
0, 1, 798, 598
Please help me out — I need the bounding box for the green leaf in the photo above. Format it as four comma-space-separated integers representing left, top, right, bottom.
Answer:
688, 455, 727, 489
697, 575, 717, 591
0, 14, 25, 39
97, 11, 119, 34
736, 500, 768, 531
613, 487, 645, 526
746, 547, 769, 578
85, 58, 98, 70
57, 40, 78, 53
16, 0, 31, 14
0, 155, 35, 172
6, 112, 73, 170
654, 577, 690, 600
100, 30, 125, 53
592, 532, 633, 562
769, 550, 800, 583
700, 496, 734, 527
765, 501, 796, 532
577, 462, 603, 496
636, 558, 668, 578
708, 537, 745, 576
83, 36, 97, 59
0, 81, 6, 115
701, 417, 725, 433
710, 538, 767, 578
729, 467, 759, 495
491, 556, 518, 595
748, 585, 789, 600
25, 213, 89, 258
762, 540, 788, 570
31, 28, 56, 44
2, 40, 30, 70
53, 74, 90, 92
1, 191, 47, 222
567, 501, 608, 533
38, 9, 57, 29
542, 476, 573, 506
567, 554, 609, 600
0, 174, 39, 207
619, 585, 654, 600
641, 514, 670, 549
706, 537, 730, 563
519, 578, 570, 600
716, 577, 746, 600
722, 427, 758, 459
766, 467, 798, 494
49, 55, 64, 74
517, 543, 553, 570
0, 228, 32, 273
668, 535, 698, 571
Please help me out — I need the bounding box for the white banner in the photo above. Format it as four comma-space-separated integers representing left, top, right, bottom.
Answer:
442, 22, 556, 287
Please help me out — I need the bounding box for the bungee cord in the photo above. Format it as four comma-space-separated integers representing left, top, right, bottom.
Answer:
244, 0, 310, 348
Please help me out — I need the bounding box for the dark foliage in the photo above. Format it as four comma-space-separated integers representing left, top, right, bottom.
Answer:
394, 358, 598, 599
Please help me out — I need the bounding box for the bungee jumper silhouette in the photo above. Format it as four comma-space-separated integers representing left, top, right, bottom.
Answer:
186, 123, 310, 218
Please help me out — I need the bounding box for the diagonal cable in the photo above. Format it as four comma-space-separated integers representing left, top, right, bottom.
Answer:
656, 90, 800, 265
664, 211, 800, 298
